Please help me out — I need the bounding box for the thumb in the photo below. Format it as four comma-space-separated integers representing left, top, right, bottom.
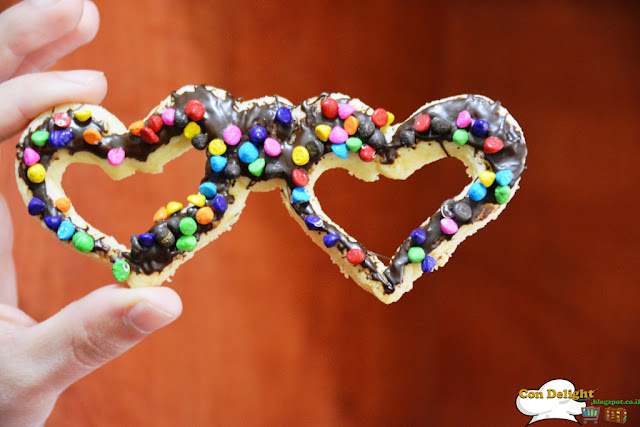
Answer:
19, 284, 182, 395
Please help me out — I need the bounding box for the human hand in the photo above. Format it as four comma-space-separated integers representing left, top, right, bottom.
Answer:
0, 1, 182, 425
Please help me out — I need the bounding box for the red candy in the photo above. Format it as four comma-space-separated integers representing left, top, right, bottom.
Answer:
321, 98, 338, 119
147, 115, 163, 133
484, 137, 504, 154
53, 112, 71, 128
140, 127, 159, 144
346, 248, 365, 264
414, 114, 431, 132
292, 168, 309, 187
371, 108, 388, 127
185, 99, 205, 121
359, 144, 375, 162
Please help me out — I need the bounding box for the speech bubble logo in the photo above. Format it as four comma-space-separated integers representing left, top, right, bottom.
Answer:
516, 379, 586, 424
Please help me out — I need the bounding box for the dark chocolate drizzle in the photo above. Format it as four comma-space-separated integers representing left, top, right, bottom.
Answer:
16, 86, 526, 294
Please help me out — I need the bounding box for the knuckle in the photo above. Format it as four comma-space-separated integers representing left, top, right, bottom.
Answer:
70, 323, 118, 370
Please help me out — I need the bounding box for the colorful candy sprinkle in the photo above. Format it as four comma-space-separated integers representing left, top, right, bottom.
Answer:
176, 235, 197, 251
140, 127, 159, 144
183, 122, 201, 140
107, 148, 125, 166
153, 207, 168, 221
452, 129, 468, 145
199, 182, 217, 198
248, 158, 265, 176
28, 197, 44, 215
291, 187, 310, 203
421, 255, 437, 273
484, 137, 504, 154
138, 233, 155, 247
53, 112, 71, 128
292, 146, 310, 166
71, 231, 94, 253
263, 137, 281, 157
472, 119, 489, 137
346, 248, 365, 264
440, 217, 459, 235
292, 169, 308, 187
304, 215, 323, 230
371, 108, 388, 127
44, 216, 61, 230
359, 144, 375, 162
83, 129, 102, 145
129, 120, 145, 136
30, 130, 49, 146
238, 142, 259, 163
321, 98, 338, 119
147, 115, 163, 133
453, 201, 472, 222
223, 125, 242, 145
276, 107, 292, 124
27, 164, 45, 183
456, 110, 472, 128
49, 129, 74, 148
338, 103, 355, 120
196, 207, 214, 224
179, 217, 197, 235
469, 182, 487, 201
191, 133, 208, 150
185, 99, 205, 121
328, 126, 348, 144
344, 116, 359, 135
323, 234, 340, 248
408, 247, 425, 263
479, 170, 496, 187
73, 109, 91, 122
112, 259, 131, 282
208, 138, 226, 155
342, 136, 361, 152
55, 197, 71, 212
166, 201, 183, 215
210, 155, 227, 172
331, 143, 348, 159
315, 124, 331, 142
23, 147, 40, 166
380, 111, 394, 132
249, 125, 267, 143
495, 170, 513, 186
187, 194, 206, 207
410, 229, 427, 245
57, 220, 75, 240
212, 195, 227, 212
495, 185, 511, 204
414, 114, 431, 132
162, 108, 176, 125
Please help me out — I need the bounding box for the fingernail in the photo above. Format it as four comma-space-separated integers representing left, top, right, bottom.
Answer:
58, 70, 104, 86
124, 301, 178, 334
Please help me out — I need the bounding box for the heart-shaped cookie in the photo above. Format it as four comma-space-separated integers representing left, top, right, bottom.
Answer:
16, 85, 526, 304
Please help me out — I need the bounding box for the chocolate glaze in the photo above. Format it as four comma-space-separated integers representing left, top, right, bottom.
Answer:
16, 86, 526, 294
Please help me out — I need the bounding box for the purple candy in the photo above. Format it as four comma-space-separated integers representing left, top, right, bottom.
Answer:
212, 195, 227, 213
276, 107, 292, 124
421, 255, 437, 273
471, 119, 489, 137
44, 216, 62, 230
323, 234, 340, 248
249, 125, 267, 143
304, 215, 323, 230
49, 129, 74, 148
410, 229, 426, 245
28, 197, 45, 215
138, 233, 155, 247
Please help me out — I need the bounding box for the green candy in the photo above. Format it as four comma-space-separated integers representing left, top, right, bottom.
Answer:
112, 259, 131, 282
408, 247, 426, 264
452, 129, 468, 146
176, 235, 197, 251
179, 217, 197, 236
495, 185, 511, 204
346, 137, 363, 152
31, 130, 49, 147
248, 158, 265, 177
72, 231, 94, 253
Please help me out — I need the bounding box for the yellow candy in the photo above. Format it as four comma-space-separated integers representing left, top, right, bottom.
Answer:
27, 164, 46, 183
479, 170, 496, 187
166, 201, 183, 215
380, 111, 395, 133
187, 194, 206, 207
73, 109, 92, 122
208, 138, 226, 155
292, 146, 310, 166
183, 122, 201, 140
315, 124, 331, 142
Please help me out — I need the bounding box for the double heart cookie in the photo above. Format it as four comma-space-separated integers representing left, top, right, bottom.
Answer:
16, 85, 526, 304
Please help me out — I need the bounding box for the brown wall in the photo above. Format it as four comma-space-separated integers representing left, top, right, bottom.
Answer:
1, 1, 639, 425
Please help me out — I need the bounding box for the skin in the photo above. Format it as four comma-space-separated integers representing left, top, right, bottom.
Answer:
0, 1, 183, 425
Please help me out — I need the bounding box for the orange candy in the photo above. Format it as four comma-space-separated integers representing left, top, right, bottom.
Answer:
153, 207, 168, 221
83, 128, 102, 145
55, 197, 71, 213
129, 120, 145, 136
195, 207, 214, 225
344, 115, 359, 135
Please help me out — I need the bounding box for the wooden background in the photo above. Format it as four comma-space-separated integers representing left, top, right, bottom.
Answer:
1, 0, 639, 425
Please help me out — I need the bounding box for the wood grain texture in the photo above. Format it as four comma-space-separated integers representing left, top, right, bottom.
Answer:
0, 0, 639, 425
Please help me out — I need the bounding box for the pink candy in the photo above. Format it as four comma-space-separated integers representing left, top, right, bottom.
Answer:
23, 147, 40, 166
440, 217, 459, 235
338, 103, 355, 120
329, 126, 348, 144
456, 110, 472, 128
107, 148, 125, 166
223, 125, 242, 145
264, 137, 281, 157
162, 108, 175, 125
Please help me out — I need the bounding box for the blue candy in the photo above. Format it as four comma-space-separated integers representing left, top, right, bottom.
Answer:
249, 126, 267, 143
49, 129, 74, 148
199, 182, 217, 198
212, 195, 227, 213
276, 107, 292, 124
421, 255, 437, 273
323, 234, 340, 248
28, 197, 45, 216
469, 182, 487, 201
304, 215, 323, 230
471, 119, 489, 137
410, 229, 427, 245
44, 216, 62, 230
291, 187, 310, 203
57, 220, 75, 240
138, 233, 155, 247
495, 170, 513, 186
331, 143, 349, 159
210, 155, 227, 172
238, 142, 259, 163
